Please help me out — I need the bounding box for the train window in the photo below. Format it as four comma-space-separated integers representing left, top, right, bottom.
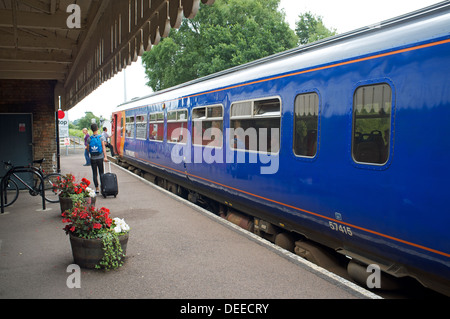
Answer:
136, 114, 147, 140
167, 109, 188, 143
254, 99, 281, 117
293, 92, 319, 157
230, 97, 280, 153
231, 101, 252, 117
352, 83, 392, 164
125, 116, 135, 138
192, 105, 223, 147
167, 110, 177, 121
149, 112, 164, 141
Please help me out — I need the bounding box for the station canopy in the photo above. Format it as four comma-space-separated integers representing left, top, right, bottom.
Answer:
0, 0, 214, 110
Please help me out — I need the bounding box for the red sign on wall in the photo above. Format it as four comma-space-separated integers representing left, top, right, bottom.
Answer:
58, 110, 65, 119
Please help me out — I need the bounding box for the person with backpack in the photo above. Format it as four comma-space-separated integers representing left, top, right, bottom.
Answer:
87, 123, 108, 193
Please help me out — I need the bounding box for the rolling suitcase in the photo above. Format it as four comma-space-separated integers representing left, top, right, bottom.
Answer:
101, 162, 118, 198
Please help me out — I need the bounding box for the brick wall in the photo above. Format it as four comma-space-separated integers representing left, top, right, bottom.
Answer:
0, 79, 58, 173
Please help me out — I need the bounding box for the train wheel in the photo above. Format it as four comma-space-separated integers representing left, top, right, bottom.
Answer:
274, 232, 295, 252
226, 210, 254, 232
294, 240, 347, 277
166, 181, 177, 194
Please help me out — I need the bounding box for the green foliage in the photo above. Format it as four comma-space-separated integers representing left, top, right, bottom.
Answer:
96, 231, 125, 271
295, 12, 337, 45
69, 128, 85, 138
69, 192, 87, 204
142, 0, 297, 91
72, 112, 100, 130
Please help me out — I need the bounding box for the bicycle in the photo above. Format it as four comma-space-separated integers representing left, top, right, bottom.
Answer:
0, 159, 65, 209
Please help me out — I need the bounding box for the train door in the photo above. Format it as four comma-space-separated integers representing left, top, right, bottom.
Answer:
113, 111, 125, 156
112, 114, 117, 152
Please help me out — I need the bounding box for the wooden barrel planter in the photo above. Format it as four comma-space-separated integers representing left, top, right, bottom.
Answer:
59, 196, 73, 213
60, 196, 96, 213
69, 233, 129, 269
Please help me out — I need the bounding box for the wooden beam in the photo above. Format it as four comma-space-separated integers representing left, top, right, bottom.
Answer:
0, 61, 68, 73
50, 0, 56, 15
0, 71, 65, 80
0, 33, 76, 50
16, 0, 51, 13
0, 48, 73, 63
0, 10, 82, 30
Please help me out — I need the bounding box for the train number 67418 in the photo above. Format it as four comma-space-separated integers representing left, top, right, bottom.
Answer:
329, 221, 353, 236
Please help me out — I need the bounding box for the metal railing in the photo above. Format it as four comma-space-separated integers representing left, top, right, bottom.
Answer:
59, 136, 85, 155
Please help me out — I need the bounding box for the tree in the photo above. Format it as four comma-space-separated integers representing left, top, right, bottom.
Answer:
295, 12, 337, 45
142, 0, 297, 91
73, 112, 100, 131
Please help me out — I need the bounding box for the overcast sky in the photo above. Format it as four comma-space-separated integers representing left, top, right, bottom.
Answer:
68, 0, 443, 121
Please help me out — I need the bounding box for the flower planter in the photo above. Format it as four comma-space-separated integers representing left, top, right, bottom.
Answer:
59, 196, 73, 213
69, 233, 129, 269
59, 196, 96, 213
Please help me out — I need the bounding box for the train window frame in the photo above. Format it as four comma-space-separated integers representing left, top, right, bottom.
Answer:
293, 92, 320, 158
125, 115, 135, 139
230, 97, 281, 154
192, 104, 224, 148
149, 112, 164, 142
351, 82, 393, 167
167, 109, 188, 144
135, 114, 148, 140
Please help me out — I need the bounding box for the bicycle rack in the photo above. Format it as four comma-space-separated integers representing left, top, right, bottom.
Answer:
1, 167, 46, 214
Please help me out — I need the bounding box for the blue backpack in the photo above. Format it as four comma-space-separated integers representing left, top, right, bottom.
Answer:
89, 135, 103, 156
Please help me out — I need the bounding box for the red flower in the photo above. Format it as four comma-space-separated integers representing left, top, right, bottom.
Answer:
79, 212, 88, 219
60, 197, 120, 239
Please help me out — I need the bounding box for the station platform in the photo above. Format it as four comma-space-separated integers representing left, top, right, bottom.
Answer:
0, 149, 381, 302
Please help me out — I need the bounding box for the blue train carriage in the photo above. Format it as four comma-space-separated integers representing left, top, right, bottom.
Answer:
113, 2, 450, 296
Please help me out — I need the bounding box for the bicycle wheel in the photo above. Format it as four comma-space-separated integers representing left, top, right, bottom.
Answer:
41, 173, 64, 203
1, 178, 19, 207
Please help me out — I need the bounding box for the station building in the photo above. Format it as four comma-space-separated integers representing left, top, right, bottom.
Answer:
0, 0, 213, 176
